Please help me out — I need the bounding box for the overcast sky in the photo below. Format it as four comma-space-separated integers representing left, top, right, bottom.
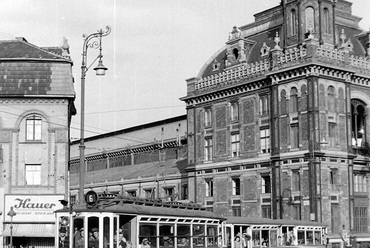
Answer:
1, 0, 369, 140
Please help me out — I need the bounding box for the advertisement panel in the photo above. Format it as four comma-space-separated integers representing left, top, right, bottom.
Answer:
4, 194, 64, 223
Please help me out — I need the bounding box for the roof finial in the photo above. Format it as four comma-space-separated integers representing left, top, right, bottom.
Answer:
62, 37, 70, 57
274, 32, 281, 49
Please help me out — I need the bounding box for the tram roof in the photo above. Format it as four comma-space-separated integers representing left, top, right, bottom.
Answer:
56, 202, 226, 221
226, 216, 326, 227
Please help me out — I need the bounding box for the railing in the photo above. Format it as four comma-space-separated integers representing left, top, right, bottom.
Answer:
277, 46, 307, 65
195, 59, 270, 91
316, 46, 345, 62
349, 55, 370, 70
194, 44, 370, 93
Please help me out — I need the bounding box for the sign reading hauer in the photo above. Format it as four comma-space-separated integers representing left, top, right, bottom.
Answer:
4, 195, 64, 223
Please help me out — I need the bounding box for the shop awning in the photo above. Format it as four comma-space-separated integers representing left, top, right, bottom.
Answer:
3, 224, 55, 237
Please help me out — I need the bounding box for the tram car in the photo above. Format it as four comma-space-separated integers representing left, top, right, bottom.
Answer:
55, 191, 225, 248
55, 192, 326, 248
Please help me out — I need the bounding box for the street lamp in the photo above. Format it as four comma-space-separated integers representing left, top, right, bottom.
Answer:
79, 26, 111, 204
7, 206, 16, 248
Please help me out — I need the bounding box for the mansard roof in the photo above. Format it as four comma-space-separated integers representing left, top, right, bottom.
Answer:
197, 0, 369, 80
0, 38, 75, 98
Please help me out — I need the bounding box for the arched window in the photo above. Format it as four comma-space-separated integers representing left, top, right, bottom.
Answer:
290, 9, 297, 35
290, 87, 298, 113
233, 48, 239, 60
351, 99, 367, 148
305, 7, 315, 33
323, 8, 331, 34
328, 86, 336, 112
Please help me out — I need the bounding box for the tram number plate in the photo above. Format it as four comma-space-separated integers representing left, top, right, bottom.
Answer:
85, 190, 99, 206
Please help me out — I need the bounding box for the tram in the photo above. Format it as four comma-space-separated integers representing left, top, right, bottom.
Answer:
55, 192, 326, 248
55, 192, 225, 248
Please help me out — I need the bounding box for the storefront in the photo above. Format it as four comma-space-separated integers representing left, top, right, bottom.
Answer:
2, 194, 64, 248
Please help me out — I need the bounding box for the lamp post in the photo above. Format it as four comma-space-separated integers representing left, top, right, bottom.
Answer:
79, 26, 111, 204
7, 206, 16, 248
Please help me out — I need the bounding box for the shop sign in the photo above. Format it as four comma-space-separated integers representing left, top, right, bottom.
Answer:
4, 195, 64, 223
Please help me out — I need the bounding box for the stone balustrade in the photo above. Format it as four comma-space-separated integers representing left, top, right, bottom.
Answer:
193, 43, 369, 93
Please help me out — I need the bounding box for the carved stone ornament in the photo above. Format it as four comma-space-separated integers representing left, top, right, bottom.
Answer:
274, 32, 281, 49
261, 42, 271, 56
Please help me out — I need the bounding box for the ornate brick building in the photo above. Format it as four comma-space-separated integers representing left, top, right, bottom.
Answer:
0, 37, 75, 247
181, 0, 370, 243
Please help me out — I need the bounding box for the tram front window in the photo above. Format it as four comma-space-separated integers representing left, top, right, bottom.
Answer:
139, 224, 157, 248
193, 224, 205, 247
177, 224, 190, 248
159, 224, 174, 248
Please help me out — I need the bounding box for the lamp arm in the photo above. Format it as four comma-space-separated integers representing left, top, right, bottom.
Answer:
81, 25, 111, 74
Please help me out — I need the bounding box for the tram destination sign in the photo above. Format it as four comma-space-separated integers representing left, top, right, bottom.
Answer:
4, 194, 64, 223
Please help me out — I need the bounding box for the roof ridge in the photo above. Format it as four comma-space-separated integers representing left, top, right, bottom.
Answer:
15, 38, 71, 61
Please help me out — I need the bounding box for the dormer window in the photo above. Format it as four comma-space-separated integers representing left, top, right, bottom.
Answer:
212, 59, 220, 71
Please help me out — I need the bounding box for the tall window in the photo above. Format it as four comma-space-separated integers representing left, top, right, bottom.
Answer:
330, 169, 338, 191
323, 8, 331, 34
291, 125, 299, 149
26, 115, 42, 141
354, 174, 367, 193
260, 129, 270, 154
25, 164, 41, 185
354, 207, 368, 233
181, 184, 188, 200
205, 138, 213, 161
232, 178, 240, 196
351, 100, 367, 148
292, 170, 300, 191
261, 175, 271, 194
204, 108, 212, 127
329, 123, 337, 147
290, 9, 297, 35
230, 102, 239, 122
331, 203, 340, 233
293, 205, 301, 220
206, 180, 213, 197
328, 86, 336, 112
262, 205, 271, 219
232, 206, 241, 217
259, 95, 269, 116
290, 87, 298, 112
305, 7, 315, 32
231, 133, 240, 157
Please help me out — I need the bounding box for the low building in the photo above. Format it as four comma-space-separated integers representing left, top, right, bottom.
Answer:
0, 37, 75, 247
69, 115, 188, 204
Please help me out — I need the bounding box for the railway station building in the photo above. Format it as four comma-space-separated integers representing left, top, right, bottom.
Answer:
0, 38, 76, 247
69, 0, 370, 247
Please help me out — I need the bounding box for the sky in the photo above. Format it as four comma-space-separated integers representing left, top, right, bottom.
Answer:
0, 0, 369, 140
